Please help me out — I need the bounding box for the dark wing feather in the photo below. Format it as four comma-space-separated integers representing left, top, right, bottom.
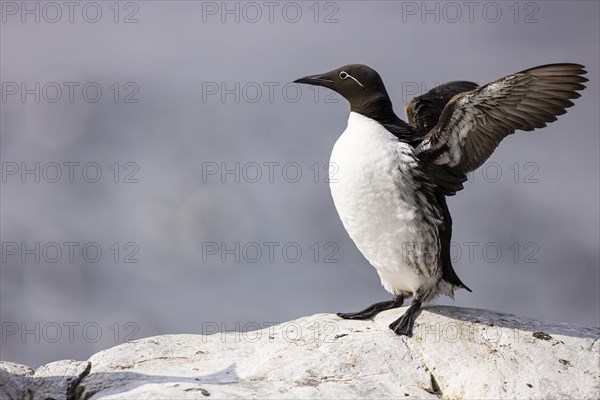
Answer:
416, 64, 587, 173
404, 81, 479, 195
405, 81, 479, 134
425, 163, 468, 196
436, 193, 471, 292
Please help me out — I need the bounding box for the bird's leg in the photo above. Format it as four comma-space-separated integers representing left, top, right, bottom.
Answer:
337, 295, 404, 320
389, 299, 422, 336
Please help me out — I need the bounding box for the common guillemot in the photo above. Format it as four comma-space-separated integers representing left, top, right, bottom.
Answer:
294, 63, 587, 336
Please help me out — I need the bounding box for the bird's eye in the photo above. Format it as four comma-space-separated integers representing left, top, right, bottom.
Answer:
339, 71, 348, 79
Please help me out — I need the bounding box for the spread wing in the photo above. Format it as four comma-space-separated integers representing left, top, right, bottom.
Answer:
404, 81, 479, 133
415, 64, 587, 173
403, 81, 479, 196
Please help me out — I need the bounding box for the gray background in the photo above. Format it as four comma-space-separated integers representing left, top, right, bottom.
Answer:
1, 0, 598, 369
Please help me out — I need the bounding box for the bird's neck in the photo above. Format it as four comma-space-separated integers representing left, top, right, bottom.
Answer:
350, 93, 414, 139
351, 93, 400, 125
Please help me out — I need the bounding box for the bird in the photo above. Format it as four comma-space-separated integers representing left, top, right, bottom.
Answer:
293, 63, 587, 336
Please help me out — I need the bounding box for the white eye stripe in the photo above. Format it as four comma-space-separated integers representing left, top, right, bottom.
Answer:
339, 71, 364, 87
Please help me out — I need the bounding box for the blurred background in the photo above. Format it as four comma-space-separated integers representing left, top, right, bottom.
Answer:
1, 0, 598, 368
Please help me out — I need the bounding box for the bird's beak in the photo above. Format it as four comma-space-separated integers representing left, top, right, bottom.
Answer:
293, 74, 334, 87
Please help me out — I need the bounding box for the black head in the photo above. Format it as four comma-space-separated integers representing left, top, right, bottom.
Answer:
294, 64, 392, 113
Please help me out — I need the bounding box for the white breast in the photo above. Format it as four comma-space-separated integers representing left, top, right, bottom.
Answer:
329, 112, 442, 297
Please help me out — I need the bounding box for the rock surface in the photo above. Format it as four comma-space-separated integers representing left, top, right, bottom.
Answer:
1, 306, 599, 399
0, 359, 90, 400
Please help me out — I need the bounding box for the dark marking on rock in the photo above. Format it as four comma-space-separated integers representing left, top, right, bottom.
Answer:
559, 359, 572, 367
423, 373, 442, 396
533, 332, 552, 341
526, 383, 533, 388
334, 334, 349, 339
184, 387, 210, 396
67, 361, 92, 400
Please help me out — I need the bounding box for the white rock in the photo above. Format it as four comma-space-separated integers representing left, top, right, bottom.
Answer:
0, 359, 90, 400
1, 306, 598, 399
